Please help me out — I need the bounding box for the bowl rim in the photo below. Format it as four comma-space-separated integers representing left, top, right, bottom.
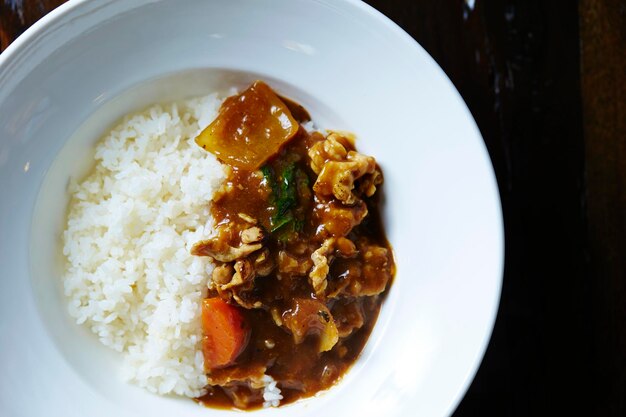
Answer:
0, 1, 504, 416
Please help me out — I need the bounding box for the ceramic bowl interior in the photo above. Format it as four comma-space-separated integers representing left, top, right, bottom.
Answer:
0, 1, 503, 416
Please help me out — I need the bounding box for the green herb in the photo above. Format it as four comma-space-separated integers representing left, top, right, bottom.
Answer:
260, 165, 277, 204
261, 161, 305, 237
271, 211, 294, 233
293, 218, 304, 233
276, 163, 297, 220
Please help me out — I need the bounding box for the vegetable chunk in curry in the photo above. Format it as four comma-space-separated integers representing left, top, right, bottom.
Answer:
191, 81, 395, 409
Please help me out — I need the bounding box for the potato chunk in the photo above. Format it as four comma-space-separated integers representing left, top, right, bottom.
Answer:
195, 81, 299, 169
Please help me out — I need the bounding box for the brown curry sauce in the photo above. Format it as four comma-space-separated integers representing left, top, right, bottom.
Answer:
192, 81, 394, 409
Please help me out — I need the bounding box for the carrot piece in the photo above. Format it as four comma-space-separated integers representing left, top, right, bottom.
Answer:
201, 298, 250, 370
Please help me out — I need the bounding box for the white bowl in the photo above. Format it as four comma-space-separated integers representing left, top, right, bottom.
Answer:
0, 1, 503, 416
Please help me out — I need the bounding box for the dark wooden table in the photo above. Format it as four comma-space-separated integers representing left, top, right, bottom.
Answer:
2, 1, 624, 416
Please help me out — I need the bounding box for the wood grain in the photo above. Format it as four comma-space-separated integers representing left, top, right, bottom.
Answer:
0, 0, 66, 51
580, 0, 626, 414
366, 1, 591, 413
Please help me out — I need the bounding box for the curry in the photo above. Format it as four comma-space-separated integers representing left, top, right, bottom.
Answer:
191, 81, 395, 409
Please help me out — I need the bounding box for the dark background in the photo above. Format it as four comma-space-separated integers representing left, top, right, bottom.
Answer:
2, 0, 625, 416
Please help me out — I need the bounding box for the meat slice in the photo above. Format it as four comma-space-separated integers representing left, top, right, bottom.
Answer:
278, 251, 312, 276
331, 299, 365, 338
314, 199, 368, 238
308, 132, 380, 205
193, 221, 270, 309
208, 364, 268, 387
313, 155, 376, 205
309, 237, 357, 297
207, 365, 268, 409
353, 243, 392, 296
191, 238, 262, 263
326, 238, 393, 298
212, 263, 235, 286
212, 260, 268, 309
208, 253, 272, 310
253, 248, 275, 277
357, 167, 383, 198
221, 259, 255, 290
241, 226, 265, 244
280, 298, 339, 352
191, 224, 265, 262
308, 133, 351, 175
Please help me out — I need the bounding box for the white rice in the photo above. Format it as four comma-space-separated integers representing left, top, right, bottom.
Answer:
262, 375, 284, 407
63, 92, 283, 405
63, 94, 224, 397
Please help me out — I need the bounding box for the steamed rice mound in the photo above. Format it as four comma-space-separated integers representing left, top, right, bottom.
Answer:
62, 94, 226, 397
